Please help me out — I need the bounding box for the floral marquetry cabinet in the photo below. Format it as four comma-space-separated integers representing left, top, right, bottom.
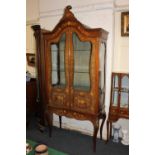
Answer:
107, 72, 129, 141
32, 6, 108, 152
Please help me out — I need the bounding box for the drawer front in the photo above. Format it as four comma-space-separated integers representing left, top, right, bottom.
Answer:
72, 94, 95, 114
73, 96, 90, 109
119, 109, 129, 118
50, 93, 69, 108
109, 108, 119, 114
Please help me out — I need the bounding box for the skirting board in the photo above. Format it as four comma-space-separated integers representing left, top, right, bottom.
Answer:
52, 120, 107, 140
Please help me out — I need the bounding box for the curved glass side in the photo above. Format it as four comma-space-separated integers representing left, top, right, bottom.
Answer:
99, 43, 105, 92
99, 42, 106, 112
51, 33, 66, 88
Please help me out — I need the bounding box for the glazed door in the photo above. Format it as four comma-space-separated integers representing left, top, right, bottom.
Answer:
110, 73, 129, 118
44, 30, 70, 109
69, 30, 98, 114
44, 29, 100, 113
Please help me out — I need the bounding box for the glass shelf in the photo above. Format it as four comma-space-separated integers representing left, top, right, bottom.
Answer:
120, 88, 129, 93
73, 86, 90, 91
113, 88, 119, 91
52, 69, 65, 72
52, 50, 91, 52
74, 71, 89, 73
52, 70, 89, 73
51, 50, 65, 52
52, 84, 66, 88
74, 50, 92, 52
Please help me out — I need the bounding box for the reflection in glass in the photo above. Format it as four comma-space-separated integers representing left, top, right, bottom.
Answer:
120, 75, 129, 108
99, 43, 105, 91
51, 33, 66, 88
99, 42, 106, 113
120, 92, 128, 108
72, 33, 92, 91
121, 76, 129, 89
113, 75, 119, 88
112, 90, 118, 106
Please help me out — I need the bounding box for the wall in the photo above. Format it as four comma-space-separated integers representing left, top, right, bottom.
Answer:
26, 0, 39, 24
26, 0, 129, 140
26, 0, 39, 77
113, 4, 129, 72
26, 25, 37, 77
112, 0, 129, 137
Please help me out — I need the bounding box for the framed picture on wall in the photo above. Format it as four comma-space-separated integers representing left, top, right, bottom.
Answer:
121, 12, 129, 36
26, 53, 35, 67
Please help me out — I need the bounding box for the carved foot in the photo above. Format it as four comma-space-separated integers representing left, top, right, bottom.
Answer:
93, 120, 99, 152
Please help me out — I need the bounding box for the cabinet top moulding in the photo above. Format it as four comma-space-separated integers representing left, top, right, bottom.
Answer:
33, 5, 108, 41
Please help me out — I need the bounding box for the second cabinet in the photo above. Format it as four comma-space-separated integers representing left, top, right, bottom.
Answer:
107, 72, 129, 141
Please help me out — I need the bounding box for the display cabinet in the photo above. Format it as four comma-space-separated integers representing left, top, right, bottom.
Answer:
107, 72, 129, 141
32, 6, 108, 152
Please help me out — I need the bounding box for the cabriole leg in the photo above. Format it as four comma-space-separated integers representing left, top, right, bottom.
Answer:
93, 120, 99, 152
100, 113, 106, 140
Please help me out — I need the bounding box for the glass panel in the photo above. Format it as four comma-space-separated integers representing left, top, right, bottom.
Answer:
99, 43, 106, 113
51, 33, 66, 88
99, 43, 105, 91
121, 75, 129, 89
72, 32, 92, 91
112, 90, 118, 106
120, 92, 128, 108
113, 75, 119, 88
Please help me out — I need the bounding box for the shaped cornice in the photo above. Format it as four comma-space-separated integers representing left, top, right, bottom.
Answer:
43, 5, 108, 41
